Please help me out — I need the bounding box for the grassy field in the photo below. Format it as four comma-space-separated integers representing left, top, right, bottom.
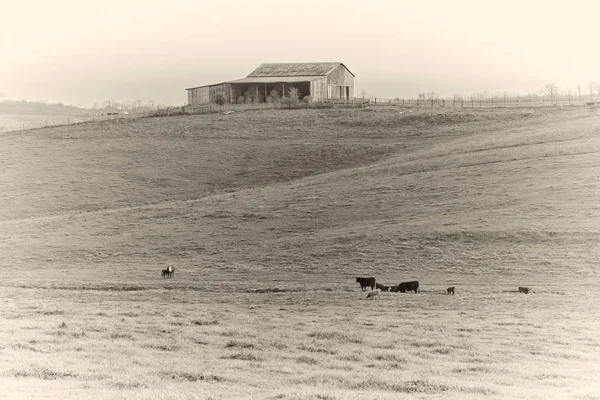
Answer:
1, 106, 599, 399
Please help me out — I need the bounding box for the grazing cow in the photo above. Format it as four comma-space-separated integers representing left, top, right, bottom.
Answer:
376, 283, 390, 292
167, 265, 175, 278
398, 281, 419, 293
447, 286, 455, 295
518, 286, 530, 294
389, 285, 400, 293
356, 277, 376, 291
366, 289, 380, 300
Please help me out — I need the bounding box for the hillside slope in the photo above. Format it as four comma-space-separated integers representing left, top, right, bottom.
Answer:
1, 107, 598, 289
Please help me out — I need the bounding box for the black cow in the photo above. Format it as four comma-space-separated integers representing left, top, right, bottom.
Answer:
398, 281, 419, 293
161, 269, 169, 277
518, 286, 530, 294
389, 285, 399, 292
447, 286, 455, 295
356, 277, 376, 291
167, 265, 175, 278
375, 283, 390, 292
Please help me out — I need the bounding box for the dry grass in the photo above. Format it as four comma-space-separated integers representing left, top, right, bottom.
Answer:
1, 107, 599, 398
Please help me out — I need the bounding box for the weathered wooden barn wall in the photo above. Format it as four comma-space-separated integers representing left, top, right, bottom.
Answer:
327, 65, 354, 100
310, 78, 328, 101
187, 87, 210, 105
327, 65, 354, 86
209, 83, 232, 103
187, 83, 232, 105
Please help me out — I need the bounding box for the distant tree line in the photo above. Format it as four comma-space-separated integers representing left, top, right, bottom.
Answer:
358, 81, 600, 103
0, 98, 168, 116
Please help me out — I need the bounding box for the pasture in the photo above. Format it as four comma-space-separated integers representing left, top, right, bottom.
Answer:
1, 106, 599, 399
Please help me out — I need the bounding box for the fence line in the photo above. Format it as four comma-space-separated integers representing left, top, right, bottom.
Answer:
348, 96, 600, 108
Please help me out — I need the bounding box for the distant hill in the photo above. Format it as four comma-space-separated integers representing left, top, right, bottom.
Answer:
0, 99, 166, 116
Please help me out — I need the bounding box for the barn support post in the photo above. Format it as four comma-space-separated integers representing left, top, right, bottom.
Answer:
265, 84, 267, 101
282, 82, 285, 98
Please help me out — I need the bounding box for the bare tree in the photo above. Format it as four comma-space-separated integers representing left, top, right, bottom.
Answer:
453, 93, 463, 101
425, 92, 439, 101
577, 84, 582, 98
566, 87, 575, 104
588, 81, 596, 98
540, 83, 559, 102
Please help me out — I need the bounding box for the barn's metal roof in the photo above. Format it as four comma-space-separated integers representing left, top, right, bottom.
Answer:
185, 81, 229, 90
228, 76, 324, 84
247, 62, 354, 77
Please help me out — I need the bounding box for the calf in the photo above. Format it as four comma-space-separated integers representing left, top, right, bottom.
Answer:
375, 283, 390, 292
366, 289, 381, 300
447, 286, 455, 295
356, 277, 376, 291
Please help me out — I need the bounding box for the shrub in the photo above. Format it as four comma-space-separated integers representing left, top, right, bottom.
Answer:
303, 96, 312, 103
237, 96, 245, 104
214, 93, 226, 107
288, 86, 300, 103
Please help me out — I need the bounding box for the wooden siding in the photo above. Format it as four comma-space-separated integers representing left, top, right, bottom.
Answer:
327, 65, 354, 86
187, 87, 210, 105
208, 83, 232, 104
188, 83, 233, 105
310, 78, 328, 101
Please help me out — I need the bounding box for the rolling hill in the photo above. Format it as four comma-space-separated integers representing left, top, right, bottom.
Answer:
1, 107, 598, 289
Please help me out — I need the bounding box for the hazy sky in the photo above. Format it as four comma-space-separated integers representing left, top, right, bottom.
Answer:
2, 0, 599, 105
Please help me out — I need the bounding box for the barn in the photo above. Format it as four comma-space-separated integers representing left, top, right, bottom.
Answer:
186, 62, 355, 105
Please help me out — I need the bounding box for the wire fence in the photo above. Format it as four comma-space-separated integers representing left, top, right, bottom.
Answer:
348, 96, 600, 108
